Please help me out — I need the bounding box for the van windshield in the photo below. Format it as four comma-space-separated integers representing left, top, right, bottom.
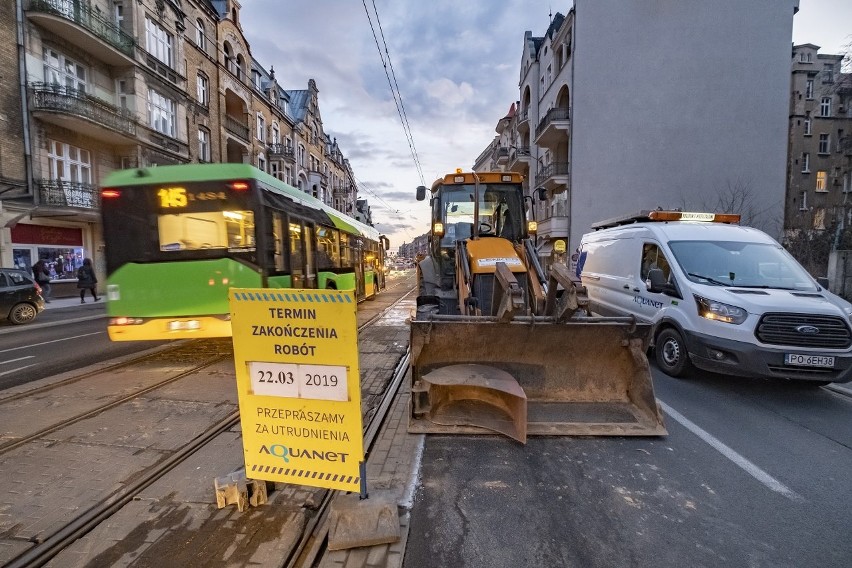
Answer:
667, 240, 817, 291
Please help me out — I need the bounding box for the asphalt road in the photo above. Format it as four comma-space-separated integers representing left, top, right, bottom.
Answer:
0, 304, 169, 390
405, 365, 852, 568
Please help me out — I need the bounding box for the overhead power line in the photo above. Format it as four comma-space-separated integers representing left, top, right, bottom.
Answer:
361, 0, 426, 187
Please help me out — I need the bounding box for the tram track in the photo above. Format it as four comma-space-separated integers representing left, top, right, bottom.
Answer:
2, 282, 416, 568
0, 340, 233, 456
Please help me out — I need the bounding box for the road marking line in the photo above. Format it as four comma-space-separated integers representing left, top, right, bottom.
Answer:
659, 400, 805, 503
0, 331, 104, 354
0, 356, 35, 366
0, 364, 37, 377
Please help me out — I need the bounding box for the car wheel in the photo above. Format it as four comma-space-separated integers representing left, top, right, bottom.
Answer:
9, 302, 37, 325
655, 328, 692, 377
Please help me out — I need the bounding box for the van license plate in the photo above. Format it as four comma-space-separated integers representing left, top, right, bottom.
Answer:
784, 354, 835, 368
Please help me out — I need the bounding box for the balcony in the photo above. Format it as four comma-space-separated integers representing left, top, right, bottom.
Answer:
36, 179, 100, 210
309, 169, 328, 186
535, 107, 570, 148
536, 215, 570, 240
509, 146, 531, 172
495, 146, 509, 166
268, 144, 296, 162
26, 0, 136, 66
224, 115, 250, 142
534, 162, 570, 194
29, 83, 137, 143
517, 108, 530, 134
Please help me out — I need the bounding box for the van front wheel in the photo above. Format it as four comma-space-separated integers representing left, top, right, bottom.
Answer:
655, 328, 693, 378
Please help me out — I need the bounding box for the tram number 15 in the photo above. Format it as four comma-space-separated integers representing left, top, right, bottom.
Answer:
248, 362, 348, 401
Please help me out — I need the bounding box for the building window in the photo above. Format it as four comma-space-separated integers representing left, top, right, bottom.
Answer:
819, 134, 830, 154
43, 49, 86, 91
258, 154, 266, 172
147, 88, 176, 137
198, 128, 210, 162
823, 64, 834, 84
114, 2, 124, 28
805, 79, 814, 99
145, 16, 173, 67
820, 97, 831, 117
803, 117, 811, 135
48, 140, 91, 183
298, 145, 305, 167
256, 114, 266, 142
195, 18, 206, 51
799, 52, 812, 63
271, 124, 280, 145
270, 162, 280, 180
285, 166, 292, 185
800, 191, 808, 211
801, 153, 810, 173
196, 73, 208, 105
816, 171, 827, 192
116, 79, 130, 110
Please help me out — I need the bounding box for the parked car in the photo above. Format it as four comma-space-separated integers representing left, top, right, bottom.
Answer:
0, 268, 45, 325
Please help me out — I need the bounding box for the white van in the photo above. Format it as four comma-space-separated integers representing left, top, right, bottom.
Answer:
576, 210, 852, 385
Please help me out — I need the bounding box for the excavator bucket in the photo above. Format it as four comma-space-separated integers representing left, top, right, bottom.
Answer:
409, 317, 667, 442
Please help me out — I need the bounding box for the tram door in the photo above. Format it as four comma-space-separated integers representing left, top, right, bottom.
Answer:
287, 219, 316, 289
304, 224, 316, 288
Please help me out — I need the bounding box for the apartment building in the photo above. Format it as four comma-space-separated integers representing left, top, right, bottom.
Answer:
476, 0, 798, 272
786, 44, 852, 234
0, 0, 362, 289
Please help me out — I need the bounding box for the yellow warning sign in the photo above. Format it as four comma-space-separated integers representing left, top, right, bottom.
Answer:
229, 289, 364, 492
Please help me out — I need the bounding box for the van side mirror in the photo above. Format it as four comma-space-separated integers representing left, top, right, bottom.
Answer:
817, 276, 829, 289
647, 268, 679, 297
416, 186, 427, 201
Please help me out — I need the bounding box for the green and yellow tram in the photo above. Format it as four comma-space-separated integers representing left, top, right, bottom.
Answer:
100, 163, 388, 341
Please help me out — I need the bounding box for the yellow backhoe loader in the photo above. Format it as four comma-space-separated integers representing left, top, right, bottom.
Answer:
410, 170, 666, 443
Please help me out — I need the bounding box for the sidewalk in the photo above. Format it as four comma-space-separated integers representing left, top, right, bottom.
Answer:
43, 295, 104, 310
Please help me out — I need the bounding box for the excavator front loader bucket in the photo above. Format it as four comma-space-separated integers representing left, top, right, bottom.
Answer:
409, 317, 667, 442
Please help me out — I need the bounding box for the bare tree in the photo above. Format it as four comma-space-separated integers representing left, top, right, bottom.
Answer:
679, 176, 783, 234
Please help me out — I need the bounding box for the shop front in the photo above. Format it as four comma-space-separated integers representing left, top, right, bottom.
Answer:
10, 223, 87, 297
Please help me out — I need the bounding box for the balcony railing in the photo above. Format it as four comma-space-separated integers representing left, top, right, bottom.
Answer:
268, 143, 295, 161
36, 179, 99, 209
224, 115, 249, 141
28, 0, 136, 58
535, 162, 570, 187
537, 107, 570, 135
29, 83, 136, 137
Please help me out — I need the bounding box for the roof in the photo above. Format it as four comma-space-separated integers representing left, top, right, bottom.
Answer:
286, 90, 310, 123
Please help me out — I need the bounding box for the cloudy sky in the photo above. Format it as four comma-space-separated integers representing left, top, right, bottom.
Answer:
239, 0, 852, 251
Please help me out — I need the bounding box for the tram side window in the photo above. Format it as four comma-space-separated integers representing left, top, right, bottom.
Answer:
271, 212, 285, 272
340, 233, 353, 267
316, 227, 340, 270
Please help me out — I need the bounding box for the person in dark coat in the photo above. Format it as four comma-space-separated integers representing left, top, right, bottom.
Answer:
32, 260, 52, 303
76, 258, 99, 303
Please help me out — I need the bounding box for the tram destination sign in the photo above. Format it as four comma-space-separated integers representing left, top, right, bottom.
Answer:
229, 289, 364, 492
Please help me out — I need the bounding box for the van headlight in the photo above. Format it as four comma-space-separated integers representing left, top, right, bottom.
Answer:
694, 295, 747, 324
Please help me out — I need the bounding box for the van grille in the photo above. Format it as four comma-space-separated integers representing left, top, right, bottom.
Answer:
755, 313, 851, 349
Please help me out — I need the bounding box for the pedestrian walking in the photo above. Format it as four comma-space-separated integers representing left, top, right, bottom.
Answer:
76, 258, 99, 303
32, 260, 52, 303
